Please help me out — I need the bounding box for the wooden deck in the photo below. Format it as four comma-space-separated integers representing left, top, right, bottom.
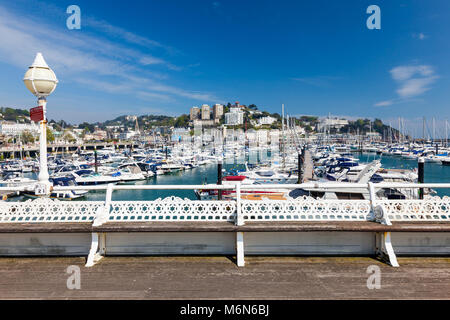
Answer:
0, 256, 449, 299
302, 150, 314, 182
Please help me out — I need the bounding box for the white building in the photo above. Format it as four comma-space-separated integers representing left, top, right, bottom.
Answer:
294, 126, 306, 135
257, 130, 269, 144
213, 104, 224, 120
317, 117, 349, 131
269, 130, 280, 144
225, 107, 244, 125
366, 131, 381, 141
118, 131, 137, 140
172, 128, 190, 142
125, 115, 137, 122
0, 121, 40, 136
201, 104, 211, 120
258, 116, 277, 125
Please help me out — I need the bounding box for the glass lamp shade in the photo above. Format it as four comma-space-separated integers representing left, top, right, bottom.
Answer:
23, 53, 58, 97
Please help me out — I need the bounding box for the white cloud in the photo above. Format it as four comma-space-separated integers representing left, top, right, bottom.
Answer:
139, 56, 166, 66
396, 77, 436, 98
85, 17, 179, 55
374, 100, 394, 107
412, 32, 427, 40
390, 65, 434, 81
375, 64, 437, 106
0, 5, 216, 109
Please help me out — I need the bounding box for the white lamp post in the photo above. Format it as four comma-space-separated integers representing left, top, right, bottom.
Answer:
23, 53, 58, 194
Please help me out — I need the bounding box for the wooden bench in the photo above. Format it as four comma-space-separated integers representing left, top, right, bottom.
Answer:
0, 221, 448, 268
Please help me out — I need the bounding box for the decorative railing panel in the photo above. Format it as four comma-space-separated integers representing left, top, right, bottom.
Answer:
0, 194, 449, 224
0, 197, 103, 223
108, 197, 236, 222
379, 196, 450, 221
241, 198, 372, 221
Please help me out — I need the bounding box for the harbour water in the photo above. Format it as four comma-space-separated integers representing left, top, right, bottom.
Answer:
16, 153, 450, 201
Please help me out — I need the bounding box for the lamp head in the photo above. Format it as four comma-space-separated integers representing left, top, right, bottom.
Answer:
23, 53, 58, 98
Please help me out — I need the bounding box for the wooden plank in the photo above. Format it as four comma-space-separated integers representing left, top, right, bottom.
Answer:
302, 150, 314, 182
238, 221, 450, 232
0, 256, 449, 299
0, 223, 93, 233
0, 221, 449, 233
94, 221, 237, 232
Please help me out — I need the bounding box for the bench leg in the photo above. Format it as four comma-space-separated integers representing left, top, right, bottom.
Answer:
376, 232, 399, 267
236, 232, 245, 267
85, 232, 105, 267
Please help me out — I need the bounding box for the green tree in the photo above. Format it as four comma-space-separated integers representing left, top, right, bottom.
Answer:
21, 130, 35, 144
63, 131, 76, 143
46, 127, 55, 143
174, 114, 189, 128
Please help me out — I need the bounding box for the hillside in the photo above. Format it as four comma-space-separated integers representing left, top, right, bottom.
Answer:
0, 106, 404, 140
0, 107, 31, 123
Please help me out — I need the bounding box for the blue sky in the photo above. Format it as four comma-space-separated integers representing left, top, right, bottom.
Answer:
0, 0, 448, 137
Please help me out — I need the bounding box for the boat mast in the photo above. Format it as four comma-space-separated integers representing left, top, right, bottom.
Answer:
281, 104, 285, 170
433, 117, 436, 146
446, 119, 448, 148
423, 117, 426, 146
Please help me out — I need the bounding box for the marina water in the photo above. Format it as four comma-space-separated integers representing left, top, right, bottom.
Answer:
17, 153, 450, 201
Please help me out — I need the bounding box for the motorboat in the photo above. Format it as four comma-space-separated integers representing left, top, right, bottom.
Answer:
70, 170, 120, 185
23, 176, 88, 200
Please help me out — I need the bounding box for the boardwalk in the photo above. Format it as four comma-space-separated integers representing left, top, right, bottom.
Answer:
302, 149, 314, 182
0, 256, 449, 299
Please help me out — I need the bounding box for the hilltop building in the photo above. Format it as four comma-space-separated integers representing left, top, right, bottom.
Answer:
125, 115, 137, 122
201, 104, 211, 120
213, 104, 224, 123
190, 106, 200, 121
225, 106, 244, 126
317, 117, 349, 131
258, 116, 277, 125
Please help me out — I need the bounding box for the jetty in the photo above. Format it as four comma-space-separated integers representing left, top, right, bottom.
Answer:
302, 149, 314, 182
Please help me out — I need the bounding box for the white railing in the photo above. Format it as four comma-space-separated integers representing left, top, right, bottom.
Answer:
0, 197, 103, 223
241, 199, 371, 221
0, 182, 449, 224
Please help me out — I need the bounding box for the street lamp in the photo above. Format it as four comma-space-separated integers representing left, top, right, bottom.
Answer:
23, 53, 58, 194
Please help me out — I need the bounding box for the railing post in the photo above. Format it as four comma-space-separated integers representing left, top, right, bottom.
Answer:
368, 182, 376, 211
376, 232, 399, 267
93, 183, 114, 227
236, 182, 244, 226
105, 183, 113, 209
368, 181, 392, 225
236, 231, 245, 267
297, 152, 302, 184
235, 182, 245, 266
217, 161, 222, 200
418, 157, 424, 199
94, 150, 98, 173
